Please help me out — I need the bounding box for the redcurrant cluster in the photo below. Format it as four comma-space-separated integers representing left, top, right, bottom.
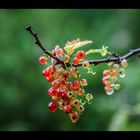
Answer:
39, 40, 94, 123
102, 59, 128, 95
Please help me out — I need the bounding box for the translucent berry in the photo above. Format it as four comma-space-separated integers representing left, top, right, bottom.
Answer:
119, 68, 125, 78
69, 111, 79, 123
48, 102, 57, 112
73, 99, 80, 107
64, 55, 70, 63
52, 95, 58, 102
76, 50, 86, 60
82, 61, 90, 69
56, 48, 64, 56
73, 57, 80, 65
67, 92, 73, 98
46, 75, 54, 82
42, 67, 52, 77
114, 83, 121, 90
52, 80, 60, 89
121, 59, 128, 67
105, 85, 111, 92
106, 89, 114, 95
48, 87, 57, 96
73, 80, 80, 90
113, 64, 119, 69
70, 67, 76, 74
77, 88, 85, 96
103, 70, 111, 76
80, 79, 88, 86
111, 70, 117, 77
64, 105, 72, 113
85, 93, 93, 102
77, 105, 85, 113
39, 56, 47, 64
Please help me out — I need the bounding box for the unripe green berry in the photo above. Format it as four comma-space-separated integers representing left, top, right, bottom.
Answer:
114, 83, 121, 90
113, 64, 119, 69
77, 105, 85, 112
72, 99, 80, 107
67, 92, 73, 98
85, 93, 93, 101
121, 59, 128, 67
119, 68, 125, 78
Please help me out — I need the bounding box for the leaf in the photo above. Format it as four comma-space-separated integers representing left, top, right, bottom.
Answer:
64, 39, 93, 55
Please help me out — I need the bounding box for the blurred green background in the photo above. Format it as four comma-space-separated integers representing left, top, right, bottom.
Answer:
0, 9, 140, 131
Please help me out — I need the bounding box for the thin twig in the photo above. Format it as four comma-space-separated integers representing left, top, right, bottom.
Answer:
26, 26, 140, 68
26, 26, 63, 63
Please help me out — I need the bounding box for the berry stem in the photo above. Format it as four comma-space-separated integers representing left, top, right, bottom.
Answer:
75, 48, 140, 67
26, 26, 63, 65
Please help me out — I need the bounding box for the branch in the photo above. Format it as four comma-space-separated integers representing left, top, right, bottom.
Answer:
76, 48, 140, 67
26, 26, 63, 64
26, 26, 140, 68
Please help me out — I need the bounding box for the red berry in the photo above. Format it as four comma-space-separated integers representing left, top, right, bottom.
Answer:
42, 67, 52, 77
48, 87, 57, 96
111, 70, 117, 77
48, 102, 57, 112
61, 92, 69, 101
105, 85, 111, 92
76, 50, 86, 60
52, 80, 60, 89
73, 80, 80, 90
39, 56, 47, 64
64, 105, 72, 113
73, 57, 80, 65
46, 74, 54, 82
69, 111, 79, 123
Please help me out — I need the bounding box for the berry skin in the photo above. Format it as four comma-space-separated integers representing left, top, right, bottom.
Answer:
121, 59, 128, 67
39, 56, 47, 64
80, 79, 88, 86
56, 48, 64, 56
52, 95, 58, 102
85, 93, 93, 102
64, 105, 72, 113
69, 111, 79, 123
70, 67, 76, 74
76, 50, 86, 60
48, 102, 57, 112
104, 85, 111, 92
52, 80, 60, 89
103, 70, 111, 76
73, 57, 80, 65
48, 87, 57, 96
82, 61, 90, 69
114, 83, 121, 90
119, 68, 125, 78
72, 99, 80, 107
67, 92, 73, 98
77, 88, 85, 96
77, 105, 85, 113
111, 70, 117, 77
42, 67, 52, 77
113, 64, 119, 69
73, 80, 80, 90
46, 75, 54, 82
64, 55, 70, 63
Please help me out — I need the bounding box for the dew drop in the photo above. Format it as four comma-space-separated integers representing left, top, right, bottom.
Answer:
106, 90, 114, 95
120, 74, 125, 78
